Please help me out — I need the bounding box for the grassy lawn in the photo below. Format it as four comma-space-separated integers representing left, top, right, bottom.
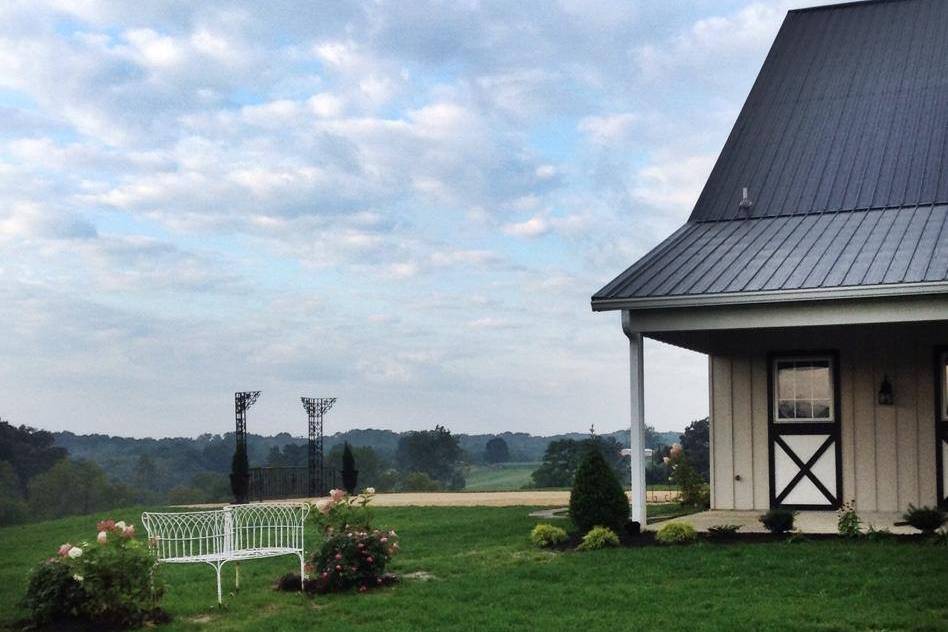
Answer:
2, 506, 946, 631
464, 463, 538, 490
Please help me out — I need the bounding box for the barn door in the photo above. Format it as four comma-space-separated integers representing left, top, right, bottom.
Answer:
768, 354, 842, 510
937, 349, 948, 509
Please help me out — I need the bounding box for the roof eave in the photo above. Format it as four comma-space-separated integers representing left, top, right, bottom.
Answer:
590, 281, 948, 312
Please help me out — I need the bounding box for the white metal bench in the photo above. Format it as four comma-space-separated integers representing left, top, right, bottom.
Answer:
141, 502, 310, 605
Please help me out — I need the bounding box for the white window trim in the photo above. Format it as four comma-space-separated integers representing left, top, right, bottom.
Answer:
772, 354, 835, 423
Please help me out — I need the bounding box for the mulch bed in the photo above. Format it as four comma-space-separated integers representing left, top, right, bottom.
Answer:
274, 572, 400, 595
550, 526, 929, 550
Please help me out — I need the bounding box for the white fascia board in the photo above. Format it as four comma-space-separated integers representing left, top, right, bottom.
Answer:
620, 293, 948, 334
591, 281, 948, 312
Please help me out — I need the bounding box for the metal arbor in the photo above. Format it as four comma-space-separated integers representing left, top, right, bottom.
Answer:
234, 391, 261, 455
301, 397, 335, 497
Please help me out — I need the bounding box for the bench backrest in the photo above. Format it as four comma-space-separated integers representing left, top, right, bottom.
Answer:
141, 503, 310, 562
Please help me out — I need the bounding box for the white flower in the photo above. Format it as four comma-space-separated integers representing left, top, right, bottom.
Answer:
365, 487, 376, 495
72, 574, 84, 582
114, 521, 127, 531
97, 531, 108, 544
67, 546, 83, 559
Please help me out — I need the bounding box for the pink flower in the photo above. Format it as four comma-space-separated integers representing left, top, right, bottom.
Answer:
58, 543, 72, 557
359, 585, 367, 593
315, 499, 333, 514
122, 525, 135, 539
366, 556, 374, 563
96, 519, 115, 532
335, 565, 342, 571
335, 553, 342, 560
380, 537, 388, 544
97, 531, 108, 544
330, 489, 346, 503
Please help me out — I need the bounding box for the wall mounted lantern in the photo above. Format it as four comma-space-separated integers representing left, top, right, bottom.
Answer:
878, 375, 894, 406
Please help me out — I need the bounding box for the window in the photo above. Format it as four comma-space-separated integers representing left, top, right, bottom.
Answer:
773, 356, 834, 422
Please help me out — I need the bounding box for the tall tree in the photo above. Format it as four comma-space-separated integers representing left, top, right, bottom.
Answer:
483, 437, 510, 464
0, 421, 67, 495
395, 425, 465, 490
679, 418, 710, 482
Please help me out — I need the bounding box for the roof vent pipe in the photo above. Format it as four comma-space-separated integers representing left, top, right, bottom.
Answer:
738, 187, 753, 215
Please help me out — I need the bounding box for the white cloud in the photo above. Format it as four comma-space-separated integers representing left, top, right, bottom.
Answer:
502, 216, 550, 238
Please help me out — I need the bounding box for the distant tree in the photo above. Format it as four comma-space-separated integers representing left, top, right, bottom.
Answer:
0, 421, 68, 495
0, 460, 27, 525
230, 443, 250, 504
483, 437, 510, 464
28, 460, 133, 520
395, 425, 465, 490
189, 472, 231, 502
679, 418, 710, 482
396, 471, 441, 492
341, 443, 358, 494
530, 436, 627, 488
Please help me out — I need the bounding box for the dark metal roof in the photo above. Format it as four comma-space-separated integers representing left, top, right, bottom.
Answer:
692, 0, 948, 221
594, 0, 948, 309
594, 206, 948, 304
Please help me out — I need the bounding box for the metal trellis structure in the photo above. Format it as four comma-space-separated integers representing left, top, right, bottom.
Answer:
234, 391, 261, 455
301, 397, 335, 497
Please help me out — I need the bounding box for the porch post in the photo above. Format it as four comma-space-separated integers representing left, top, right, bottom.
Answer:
622, 311, 646, 528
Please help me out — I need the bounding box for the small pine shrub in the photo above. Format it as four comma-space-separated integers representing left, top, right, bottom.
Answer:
569, 446, 629, 535
759, 509, 796, 534
837, 500, 861, 538
707, 524, 741, 539
530, 523, 568, 548
341, 442, 359, 494
577, 526, 620, 551
656, 522, 697, 545
902, 505, 947, 535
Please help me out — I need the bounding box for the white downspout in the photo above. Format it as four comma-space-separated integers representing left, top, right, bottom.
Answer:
622, 310, 647, 529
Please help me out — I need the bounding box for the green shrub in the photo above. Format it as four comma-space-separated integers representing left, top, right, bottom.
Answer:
902, 505, 947, 535
568, 446, 629, 535
837, 500, 861, 537
577, 526, 620, 551
759, 509, 796, 534
656, 521, 697, 545
530, 523, 568, 548
707, 523, 741, 539
23, 518, 165, 628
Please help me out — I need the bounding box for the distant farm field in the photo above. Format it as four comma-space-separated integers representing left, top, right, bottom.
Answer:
464, 463, 538, 491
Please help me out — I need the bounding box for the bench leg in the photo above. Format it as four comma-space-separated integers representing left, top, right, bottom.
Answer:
235, 562, 240, 593
215, 563, 223, 606
299, 554, 305, 593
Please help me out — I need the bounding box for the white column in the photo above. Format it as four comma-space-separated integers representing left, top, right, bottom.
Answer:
623, 312, 646, 528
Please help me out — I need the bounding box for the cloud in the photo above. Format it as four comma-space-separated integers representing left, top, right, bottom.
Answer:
502, 216, 551, 238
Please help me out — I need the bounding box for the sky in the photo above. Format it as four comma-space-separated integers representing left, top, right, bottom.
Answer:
0, 0, 833, 439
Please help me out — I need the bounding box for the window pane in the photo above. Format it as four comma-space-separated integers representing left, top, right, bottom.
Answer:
812, 400, 831, 419
778, 400, 796, 419
777, 364, 795, 401
795, 401, 813, 419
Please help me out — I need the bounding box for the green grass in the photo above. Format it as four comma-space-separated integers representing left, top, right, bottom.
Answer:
2, 506, 947, 631
463, 463, 538, 491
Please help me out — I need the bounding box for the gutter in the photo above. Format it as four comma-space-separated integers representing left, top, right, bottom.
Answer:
591, 281, 948, 312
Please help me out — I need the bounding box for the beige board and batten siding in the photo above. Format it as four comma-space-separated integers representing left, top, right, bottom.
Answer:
707, 323, 943, 512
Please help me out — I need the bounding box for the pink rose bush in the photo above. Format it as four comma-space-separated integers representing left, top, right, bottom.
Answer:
23, 517, 166, 628
293, 488, 400, 594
